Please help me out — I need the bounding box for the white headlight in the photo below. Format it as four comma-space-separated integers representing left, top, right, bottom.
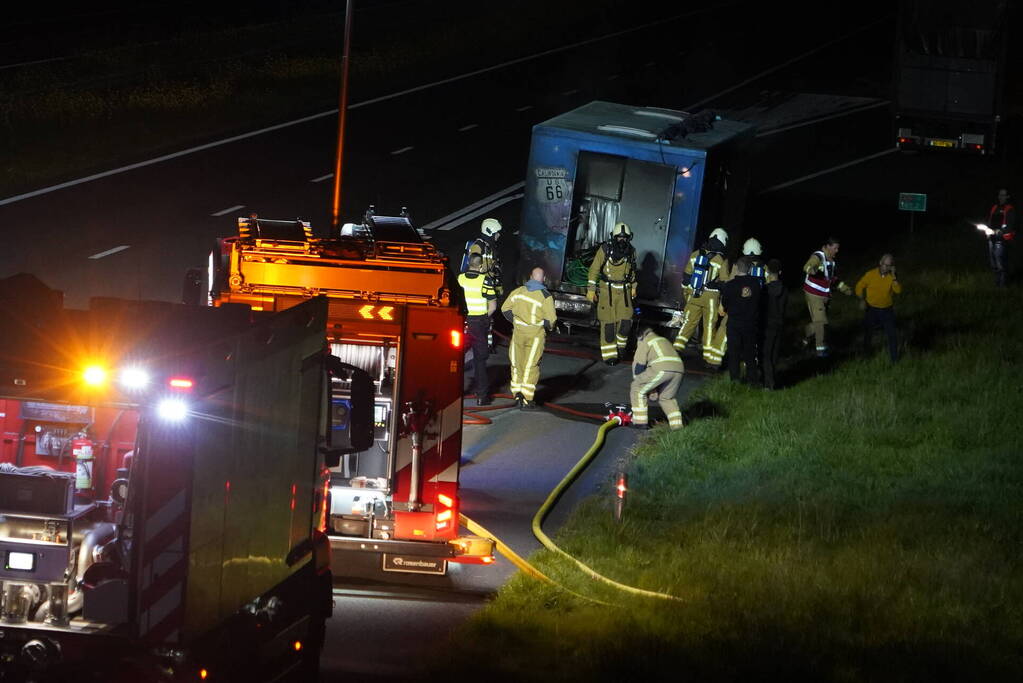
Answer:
119, 367, 150, 390
157, 398, 189, 421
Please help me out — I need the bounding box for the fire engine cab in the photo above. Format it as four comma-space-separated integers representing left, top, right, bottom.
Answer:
206, 208, 495, 578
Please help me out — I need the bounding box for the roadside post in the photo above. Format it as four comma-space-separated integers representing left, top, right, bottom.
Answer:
898, 192, 927, 234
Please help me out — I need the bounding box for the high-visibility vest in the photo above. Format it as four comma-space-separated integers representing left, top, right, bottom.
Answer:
457, 272, 493, 316
803, 251, 836, 297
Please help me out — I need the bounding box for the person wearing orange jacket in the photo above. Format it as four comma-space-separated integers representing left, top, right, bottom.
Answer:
855, 253, 902, 362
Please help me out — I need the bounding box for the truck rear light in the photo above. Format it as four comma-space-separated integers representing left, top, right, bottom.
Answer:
437, 493, 454, 508
435, 520, 451, 531
169, 377, 194, 390
449, 330, 462, 348
293, 640, 303, 652
199, 669, 208, 680
436, 509, 453, 523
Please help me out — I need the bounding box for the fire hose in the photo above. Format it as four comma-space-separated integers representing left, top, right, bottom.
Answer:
460, 414, 686, 604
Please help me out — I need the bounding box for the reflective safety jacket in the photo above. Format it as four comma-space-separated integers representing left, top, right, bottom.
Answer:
987, 203, 1016, 242
683, 250, 728, 297
587, 242, 637, 299
457, 271, 497, 317
501, 285, 556, 333
803, 251, 851, 298
632, 332, 684, 374
748, 257, 766, 285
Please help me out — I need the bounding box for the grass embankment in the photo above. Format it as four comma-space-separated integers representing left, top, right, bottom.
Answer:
0, 0, 651, 198
451, 224, 1023, 682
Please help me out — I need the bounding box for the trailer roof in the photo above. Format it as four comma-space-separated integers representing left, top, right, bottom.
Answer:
534, 100, 753, 151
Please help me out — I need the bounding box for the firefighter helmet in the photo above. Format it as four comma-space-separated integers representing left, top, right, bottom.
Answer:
742, 237, 762, 256
709, 228, 728, 246
481, 218, 503, 237
612, 222, 632, 239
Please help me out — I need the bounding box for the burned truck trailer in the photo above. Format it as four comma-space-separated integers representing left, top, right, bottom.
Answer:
518, 101, 753, 323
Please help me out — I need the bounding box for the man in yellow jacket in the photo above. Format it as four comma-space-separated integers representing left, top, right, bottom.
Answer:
458, 254, 499, 405
630, 327, 685, 430
501, 267, 557, 410
855, 253, 902, 362
587, 222, 638, 365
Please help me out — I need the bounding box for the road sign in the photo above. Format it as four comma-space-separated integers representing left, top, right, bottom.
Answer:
898, 192, 927, 212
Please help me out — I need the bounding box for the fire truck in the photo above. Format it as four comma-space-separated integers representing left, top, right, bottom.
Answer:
204, 209, 495, 579
0, 275, 360, 681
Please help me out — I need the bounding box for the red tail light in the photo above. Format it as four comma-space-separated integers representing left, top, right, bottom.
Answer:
450, 329, 462, 348
169, 377, 194, 390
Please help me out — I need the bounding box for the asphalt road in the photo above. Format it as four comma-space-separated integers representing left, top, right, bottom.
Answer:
4, 1, 1019, 680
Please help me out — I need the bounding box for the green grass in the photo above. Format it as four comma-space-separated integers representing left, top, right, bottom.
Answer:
447, 224, 1023, 682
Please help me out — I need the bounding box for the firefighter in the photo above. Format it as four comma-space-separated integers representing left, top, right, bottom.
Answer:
630, 327, 685, 430
458, 254, 498, 405
501, 267, 557, 410
741, 237, 767, 284
587, 221, 638, 365
985, 188, 1015, 287
673, 228, 730, 367
802, 236, 852, 358
464, 217, 504, 294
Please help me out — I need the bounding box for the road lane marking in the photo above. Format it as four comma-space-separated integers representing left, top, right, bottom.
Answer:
211, 204, 244, 216
607, 74, 620, 80
755, 100, 890, 138
458, 123, 479, 132
436, 194, 524, 231
0, 3, 734, 207
645, 61, 657, 67
515, 104, 533, 112
562, 89, 579, 97
759, 147, 898, 194
684, 16, 888, 111
420, 182, 525, 231
88, 245, 130, 260
390, 146, 414, 155
310, 173, 334, 182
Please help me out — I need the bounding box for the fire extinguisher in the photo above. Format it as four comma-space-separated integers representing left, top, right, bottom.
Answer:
72, 432, 94, 498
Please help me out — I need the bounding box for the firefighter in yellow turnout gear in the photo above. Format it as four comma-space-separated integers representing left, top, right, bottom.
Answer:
587, 222, 638, 365
673, 228, 730, 366
501, 267, 557, 410
630, 327, 685, 430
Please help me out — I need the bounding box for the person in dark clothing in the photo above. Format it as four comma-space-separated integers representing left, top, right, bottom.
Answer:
720, 257, 762, 384
761, 258, 788, 390
984, 188, 1015, 287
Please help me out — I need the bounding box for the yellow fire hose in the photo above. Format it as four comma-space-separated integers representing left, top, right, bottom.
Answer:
461, 418, 685, 604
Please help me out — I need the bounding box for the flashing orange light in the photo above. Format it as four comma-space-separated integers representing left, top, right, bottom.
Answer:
293, 641, 303, 652
378, 305, 394, 321
450, 330, 462, 349
436, 509, 453, 523
412, 529, 425, 536
199, 669, 208, 680
358, 304, 375, 319
83, 365, 108, 387
169, 377, 194, 390
437, 493, 454, 508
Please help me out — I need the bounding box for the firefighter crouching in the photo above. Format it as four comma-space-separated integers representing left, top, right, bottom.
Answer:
501, 267, 557, 410
630, 327, 685, 430
802, 236, 852, 357
673, 228, 730, 367
458, 254, 498, 405
587, 221, 638, 365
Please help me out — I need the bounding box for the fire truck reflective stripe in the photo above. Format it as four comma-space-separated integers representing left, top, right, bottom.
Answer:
144, 489, 187, 543
141, 581, 183, 638
439, 397, 462, 445
429, 460, 458, 484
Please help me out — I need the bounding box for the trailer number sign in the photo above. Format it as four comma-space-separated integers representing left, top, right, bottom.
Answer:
898, 193, 927, 212
536, 167, 568, 204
